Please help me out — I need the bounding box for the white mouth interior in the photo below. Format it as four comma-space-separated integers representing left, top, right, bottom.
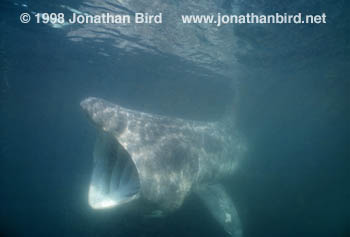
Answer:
89, 132, 140, 209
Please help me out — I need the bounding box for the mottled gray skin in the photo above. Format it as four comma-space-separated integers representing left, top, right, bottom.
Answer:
81, 97, 245, 236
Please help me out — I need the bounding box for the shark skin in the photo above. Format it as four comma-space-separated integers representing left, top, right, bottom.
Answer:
80, 97, 246, 236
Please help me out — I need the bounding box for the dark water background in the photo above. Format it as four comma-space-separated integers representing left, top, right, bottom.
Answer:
0, 0, 349, 236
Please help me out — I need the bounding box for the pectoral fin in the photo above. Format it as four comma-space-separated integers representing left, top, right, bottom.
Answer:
195, 184, 242, 237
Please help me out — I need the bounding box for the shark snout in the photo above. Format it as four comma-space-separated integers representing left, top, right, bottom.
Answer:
80, 97, 127, 134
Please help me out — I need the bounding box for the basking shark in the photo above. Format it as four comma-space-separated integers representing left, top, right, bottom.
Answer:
81, 97, 246, 236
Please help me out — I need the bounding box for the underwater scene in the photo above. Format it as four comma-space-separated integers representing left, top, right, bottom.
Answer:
0, 0, 349, 236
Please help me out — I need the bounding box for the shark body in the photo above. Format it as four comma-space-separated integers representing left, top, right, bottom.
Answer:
81, 97, 245, 236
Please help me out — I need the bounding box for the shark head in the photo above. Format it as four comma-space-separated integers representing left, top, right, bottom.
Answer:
81, 98, 139, 209
81, 97, 199, 212
81, 97, 245, 236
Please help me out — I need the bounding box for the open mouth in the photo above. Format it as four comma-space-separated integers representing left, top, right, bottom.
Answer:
88, 132, 141, 209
